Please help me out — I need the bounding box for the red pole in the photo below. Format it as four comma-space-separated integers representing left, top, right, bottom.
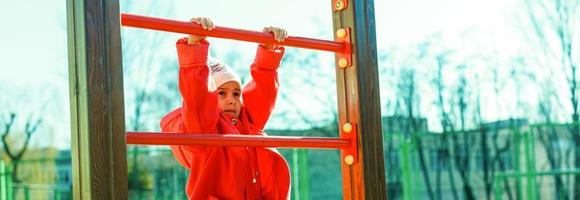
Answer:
121, 13, 347, 53
126, 132, 351, 149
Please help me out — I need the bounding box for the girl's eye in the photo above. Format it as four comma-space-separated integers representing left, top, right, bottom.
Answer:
218, 91, 225, 96
233, 92, 240, 97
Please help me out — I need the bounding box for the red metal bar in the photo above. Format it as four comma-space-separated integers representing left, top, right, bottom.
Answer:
121, 13, 347, 53
126, 132, 351, 149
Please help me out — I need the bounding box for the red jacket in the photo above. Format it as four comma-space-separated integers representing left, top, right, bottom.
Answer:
160, 38, 290, 200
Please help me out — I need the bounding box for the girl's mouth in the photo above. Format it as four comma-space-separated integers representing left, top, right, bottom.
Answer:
222, 110, 237, 116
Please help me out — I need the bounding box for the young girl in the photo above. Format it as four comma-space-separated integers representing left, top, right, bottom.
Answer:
160, 17, 291, 199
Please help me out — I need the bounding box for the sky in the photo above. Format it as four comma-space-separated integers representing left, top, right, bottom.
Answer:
0, 0, 529, 148
0, 0, 69, 148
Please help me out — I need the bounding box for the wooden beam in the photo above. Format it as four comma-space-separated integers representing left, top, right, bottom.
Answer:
67, 0, 128, 199
332, 0, 387, 199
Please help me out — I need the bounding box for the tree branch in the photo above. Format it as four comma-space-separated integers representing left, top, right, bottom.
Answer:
1, 113, 17, 160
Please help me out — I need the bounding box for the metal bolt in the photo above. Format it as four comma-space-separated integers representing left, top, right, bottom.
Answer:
344, 155, 354, 165
336, 28, 347, 39
335, 0, 345, 10
342, 123, 352, 133
338, 58, 348, 68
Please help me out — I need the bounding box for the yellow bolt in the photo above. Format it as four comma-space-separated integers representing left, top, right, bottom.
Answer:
342, 123, 352, 133
338, 58, 348, 68
344, 155, 354, 165
336, 29, 347, 39
335, 0, 345, 10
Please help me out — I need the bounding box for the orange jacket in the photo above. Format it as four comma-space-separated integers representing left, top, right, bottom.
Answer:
160, 38, 290, 200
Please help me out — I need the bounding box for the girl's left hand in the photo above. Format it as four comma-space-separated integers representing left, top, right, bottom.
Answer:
262, 26, 287, 50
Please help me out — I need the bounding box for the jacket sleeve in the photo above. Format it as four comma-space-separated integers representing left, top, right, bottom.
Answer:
176, 38, 219, 134
159, 38, 218, 170
242, 45, 285, 130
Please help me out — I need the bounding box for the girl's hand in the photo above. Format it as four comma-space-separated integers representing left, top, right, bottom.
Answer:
261, 26, 287, 50
187, 17, 215, 45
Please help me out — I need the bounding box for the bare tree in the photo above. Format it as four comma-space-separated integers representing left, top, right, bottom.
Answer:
453, 72, 476, 200
507, 55, 571, 199
397, 68, 436, 200
474, 91, 494, 200
537, 83, 570, 199
537, 127, 569, 199
490, 127, 513, 200
519, 0, 580, 197
1, 112, 41, 183
431, 52, 460, 200
377, 48, 409, 198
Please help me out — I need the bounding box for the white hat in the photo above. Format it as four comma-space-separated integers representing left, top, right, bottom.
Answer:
207, 57, 241, 91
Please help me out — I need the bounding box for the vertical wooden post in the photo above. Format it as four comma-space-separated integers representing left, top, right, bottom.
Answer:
332, 0, 387, 199
67, 0, 128, 199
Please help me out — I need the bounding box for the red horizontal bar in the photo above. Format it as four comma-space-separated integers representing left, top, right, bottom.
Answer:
121, 13, 347, 53
126, 132, 350, 149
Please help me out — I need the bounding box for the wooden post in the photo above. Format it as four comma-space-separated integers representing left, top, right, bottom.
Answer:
66, 0, 128, 199
332, 0, 387, 199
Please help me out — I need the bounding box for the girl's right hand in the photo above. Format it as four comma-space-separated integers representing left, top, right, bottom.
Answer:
261, 26, 287, 50
188, 17, 215, 45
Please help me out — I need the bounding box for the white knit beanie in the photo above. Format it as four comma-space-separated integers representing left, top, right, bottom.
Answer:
207, 57, 241, 91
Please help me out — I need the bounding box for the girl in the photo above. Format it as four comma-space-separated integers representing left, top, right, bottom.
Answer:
160, 17, 291, 199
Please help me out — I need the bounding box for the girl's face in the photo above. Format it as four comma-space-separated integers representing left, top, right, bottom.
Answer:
217, 81, 241, 118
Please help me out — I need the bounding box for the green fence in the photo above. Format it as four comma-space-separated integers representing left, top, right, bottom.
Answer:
0, 160, 71, 200
385, 123, 580, 200
494, 170, 580, 200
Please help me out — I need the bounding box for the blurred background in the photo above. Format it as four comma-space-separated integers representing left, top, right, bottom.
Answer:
1, 0, 579, 199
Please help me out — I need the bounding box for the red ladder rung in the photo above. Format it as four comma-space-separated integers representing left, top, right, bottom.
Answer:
126, 132, 351, 149
121, 13, 347, 53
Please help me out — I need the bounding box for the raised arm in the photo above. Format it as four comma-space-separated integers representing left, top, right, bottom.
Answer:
161, 19, 217, 168
243, 27, 287, 130
176, 38, 219, 133
159, 37, 217, 169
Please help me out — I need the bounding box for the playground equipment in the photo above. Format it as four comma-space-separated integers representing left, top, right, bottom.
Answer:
67, 0, 384, 199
